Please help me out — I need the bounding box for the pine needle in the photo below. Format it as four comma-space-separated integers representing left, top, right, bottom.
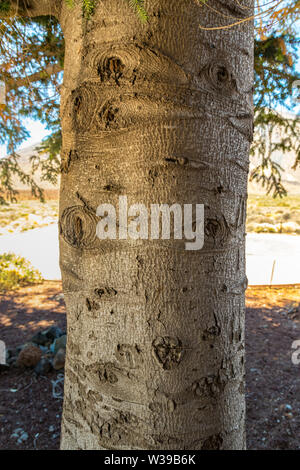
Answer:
64, 0, 148, 23
128, 0, 148, 23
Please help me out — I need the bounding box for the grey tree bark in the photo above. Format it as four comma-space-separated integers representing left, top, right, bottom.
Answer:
6, 0, 255, 450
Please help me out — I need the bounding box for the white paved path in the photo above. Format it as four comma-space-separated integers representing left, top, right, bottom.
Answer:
0, 224, 60, 280
246, 232, 300, 285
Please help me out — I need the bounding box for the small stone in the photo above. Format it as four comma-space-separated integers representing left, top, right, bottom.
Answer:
11, 428, 28, 442
53, 335, 67, 354
17, 345, 42, 368
18, 342, 35, 352
31, 331, 50, 347
44, 326, 63, 341
54, 293, 64, 302
16, 345, 23, 355
6, 348, 16, 361
12, 428, 21, 434
34, 357, 52, 375
6, 355, 17, 366
53, 348, 65, 370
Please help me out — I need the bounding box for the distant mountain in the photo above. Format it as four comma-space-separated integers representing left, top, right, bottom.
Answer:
11, 143, 59, 190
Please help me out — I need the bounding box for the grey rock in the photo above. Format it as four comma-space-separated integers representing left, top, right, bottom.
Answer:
17, 344, 42, 368
53, 335, 67, 354
53, 348, 66, 370
34, 357, 52, 375
6, 348, 17, 361
11, 428, 28, 443
6, 357, 16, 366
54, 293, 64, 302
44, 326, 63, 341
31, 331, 50, 347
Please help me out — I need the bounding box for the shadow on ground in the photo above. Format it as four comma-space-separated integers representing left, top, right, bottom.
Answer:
1, 282, 300, 449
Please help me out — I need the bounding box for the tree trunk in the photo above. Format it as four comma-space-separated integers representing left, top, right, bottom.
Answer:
59, 0, 254, 450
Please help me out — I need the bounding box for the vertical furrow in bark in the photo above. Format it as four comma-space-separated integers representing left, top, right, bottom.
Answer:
59, 0, 254, 450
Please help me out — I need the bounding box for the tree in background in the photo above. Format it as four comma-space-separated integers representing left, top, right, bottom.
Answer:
0, 11, 63, 202
0, 1, 299, 201
252, 1, 300, 197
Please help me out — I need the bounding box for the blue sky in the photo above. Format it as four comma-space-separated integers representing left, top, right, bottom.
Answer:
0, 118, 48, 158
15, 118, 49, 149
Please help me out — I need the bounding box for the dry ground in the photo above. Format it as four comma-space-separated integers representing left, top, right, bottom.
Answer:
246, 195, 300, 234
0, 282, 300, 449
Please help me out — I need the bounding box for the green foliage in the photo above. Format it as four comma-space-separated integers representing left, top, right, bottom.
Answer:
0, 0, 299, 201
0, 153, 45, 204
0, 1, 10, 14
65, 0, 75, 8
128, 0, 148, 23
63, 0, 148, 21
251, 33, 300, 198
0, 252, 43, 291
0, 14, 63, 202
81, 0, 97, 17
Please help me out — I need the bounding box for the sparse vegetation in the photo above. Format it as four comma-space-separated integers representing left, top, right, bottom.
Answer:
247, 195, 300, 234
0, 199, 58, 236
0, 253, 43, 291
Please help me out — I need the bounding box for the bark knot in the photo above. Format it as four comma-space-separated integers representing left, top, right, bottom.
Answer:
201, 59, 237, 96
60, 205, 98, 249
152, 336, 183, 370
98, 56, 125, 85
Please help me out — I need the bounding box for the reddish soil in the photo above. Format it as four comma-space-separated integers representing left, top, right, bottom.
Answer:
246, 285, 300, 450
0, 282, 66, 450
0, 282, 300, 450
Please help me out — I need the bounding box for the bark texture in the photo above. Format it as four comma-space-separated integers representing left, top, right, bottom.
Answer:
59, 0, 254, 450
